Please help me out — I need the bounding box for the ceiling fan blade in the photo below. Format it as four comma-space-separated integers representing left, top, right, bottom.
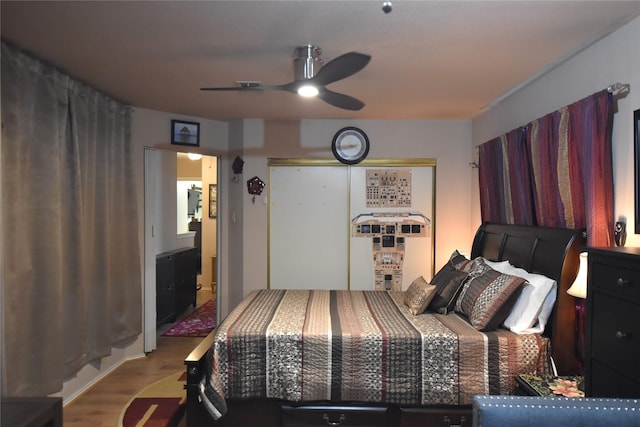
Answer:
312, 52, 371, 86
317, 88, 365, 111
200, 84, 289, 92
201, 86, 258, 91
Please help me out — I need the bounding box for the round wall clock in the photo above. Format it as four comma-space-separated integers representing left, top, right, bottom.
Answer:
331, 127, 370, 165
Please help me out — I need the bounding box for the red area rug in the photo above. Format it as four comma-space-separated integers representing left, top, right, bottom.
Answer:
118, 371, 186, 427
162, 299, 216, 337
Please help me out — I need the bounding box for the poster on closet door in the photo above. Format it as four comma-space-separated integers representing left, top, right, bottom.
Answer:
269, 164, 349, 290
349, 165, 434, 291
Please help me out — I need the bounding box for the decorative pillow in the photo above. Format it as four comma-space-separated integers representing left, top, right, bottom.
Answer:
501, 265, 557, 334
454, 263, 526, 331
404, 276, 437, 315
450, 251, 494, 276
450, 250, 473, 271
427, 261, 469, 314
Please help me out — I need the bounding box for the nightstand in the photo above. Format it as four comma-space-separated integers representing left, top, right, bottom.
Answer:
515, 374, 584, 397
585, 247, 640, 398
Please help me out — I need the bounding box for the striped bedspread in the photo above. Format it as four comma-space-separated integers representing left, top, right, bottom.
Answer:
200, 289, 550, 419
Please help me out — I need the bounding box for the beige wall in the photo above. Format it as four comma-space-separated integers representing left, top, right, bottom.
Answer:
223, 119, 474, 314
472, 16, 640, 246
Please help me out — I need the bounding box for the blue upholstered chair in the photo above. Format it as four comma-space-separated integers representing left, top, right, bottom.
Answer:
473, 395, 640, 427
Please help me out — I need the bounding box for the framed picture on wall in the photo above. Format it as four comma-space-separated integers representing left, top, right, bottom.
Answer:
209, 184, 217, 218
635, 109, 640, 234
171, 119, 200, 146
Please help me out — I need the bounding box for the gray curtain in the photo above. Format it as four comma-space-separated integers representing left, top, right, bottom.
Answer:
1, 41, 141, 396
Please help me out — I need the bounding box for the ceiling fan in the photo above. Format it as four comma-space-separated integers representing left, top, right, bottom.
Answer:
200, 45, 371, 111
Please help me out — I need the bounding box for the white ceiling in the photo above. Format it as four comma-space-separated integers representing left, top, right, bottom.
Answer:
2, 1, 639, 121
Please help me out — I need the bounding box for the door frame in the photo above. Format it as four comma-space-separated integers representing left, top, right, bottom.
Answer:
143, 147, 220, 352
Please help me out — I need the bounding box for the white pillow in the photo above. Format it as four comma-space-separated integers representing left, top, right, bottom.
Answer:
482, 258, 512, 272
533, 288, 557, 333
501, 265, 557, 334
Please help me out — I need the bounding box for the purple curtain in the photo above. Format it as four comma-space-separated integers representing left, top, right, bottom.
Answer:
478, 128, 534, 225
568, 91, 614, 246
528, 111, 562, 227
479, 90, 614, 246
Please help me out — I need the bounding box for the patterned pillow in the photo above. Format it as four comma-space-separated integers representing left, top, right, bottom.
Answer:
454, 262, 526, 331
450, 250, 473, 271
427, 261, 469, 314
404, 276, 437, 315
450, 250, 493, 276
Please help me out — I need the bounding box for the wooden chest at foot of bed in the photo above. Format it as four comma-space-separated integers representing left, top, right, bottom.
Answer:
207, 401, 472, 427
282, 405, 390, 427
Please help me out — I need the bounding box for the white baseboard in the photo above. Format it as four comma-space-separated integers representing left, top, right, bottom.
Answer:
57, 352, 146, 406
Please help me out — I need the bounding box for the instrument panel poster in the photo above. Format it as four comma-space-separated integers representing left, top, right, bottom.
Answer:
366, 169, 412, 208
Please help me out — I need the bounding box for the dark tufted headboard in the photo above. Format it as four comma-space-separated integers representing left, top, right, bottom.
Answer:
470, 223, 586, 375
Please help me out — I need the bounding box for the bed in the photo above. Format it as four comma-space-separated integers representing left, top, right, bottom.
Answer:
185, 223, 585, 427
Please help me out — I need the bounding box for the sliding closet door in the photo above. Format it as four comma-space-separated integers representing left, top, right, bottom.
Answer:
269, 159, 435, 291
269, 163, 349, 289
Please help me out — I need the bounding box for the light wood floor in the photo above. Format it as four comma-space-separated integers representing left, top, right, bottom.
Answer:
63, 288, 214, 427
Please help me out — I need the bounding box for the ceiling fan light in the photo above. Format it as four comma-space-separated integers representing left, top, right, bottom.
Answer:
297, 84, 319, 97
187, 152, 202, 161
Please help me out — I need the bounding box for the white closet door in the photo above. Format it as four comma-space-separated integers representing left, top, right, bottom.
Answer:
269, 165, 349, 289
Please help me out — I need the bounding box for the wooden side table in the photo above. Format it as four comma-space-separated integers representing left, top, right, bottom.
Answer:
515, 374, 584, 397
1, 397, 63, 427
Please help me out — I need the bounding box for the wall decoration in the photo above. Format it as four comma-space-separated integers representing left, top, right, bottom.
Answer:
247, 176, 265, 195
232, 156, 244, 183
352, 212, 430, 291
171, 119, 200, 146
635, 109, 640, 234
209, 184, 217, 218
247, 176, 265, 204
365, 169, 412, 207
187, 185, 202, 217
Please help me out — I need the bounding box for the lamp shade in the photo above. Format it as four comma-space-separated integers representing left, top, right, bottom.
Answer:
567, 252, 588, 299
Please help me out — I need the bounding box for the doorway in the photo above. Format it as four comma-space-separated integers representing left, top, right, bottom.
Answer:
143, 148, 218, 352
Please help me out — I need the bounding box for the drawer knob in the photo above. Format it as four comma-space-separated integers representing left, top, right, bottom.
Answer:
616, 277, 630, 287
443, 415, 466, 427
616, 331, 630, 340
322, 413, 346, 426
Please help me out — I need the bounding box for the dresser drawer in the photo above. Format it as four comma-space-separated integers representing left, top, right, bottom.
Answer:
590, 293, 640, 382
590, 259, 640, 302
282, 405, 389, 427
400, 407, 471, 427
588, 359, 640, 398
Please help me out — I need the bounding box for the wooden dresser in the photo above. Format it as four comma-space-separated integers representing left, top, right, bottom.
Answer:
585, 247, 640, 398
156, 247, 199, 326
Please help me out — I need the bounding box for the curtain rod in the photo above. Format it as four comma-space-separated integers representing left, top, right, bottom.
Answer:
607, 82, 630, 93
475, 82, 630, 153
